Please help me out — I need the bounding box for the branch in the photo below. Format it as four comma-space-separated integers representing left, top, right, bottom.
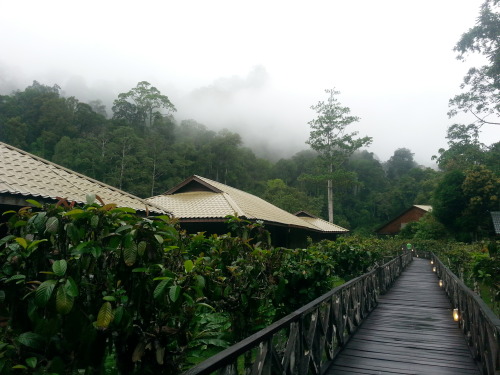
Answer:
469, 108, 500, 125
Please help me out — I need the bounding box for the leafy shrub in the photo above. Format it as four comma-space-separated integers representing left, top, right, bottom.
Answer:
0, 204, 405, 374
0, 198, 226, 374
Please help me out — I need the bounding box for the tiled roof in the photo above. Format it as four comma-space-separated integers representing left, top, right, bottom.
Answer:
492, 212, 500, 235
148, 191, 245, 219
414, 205, 432, 212
294, 211, 348, 233
147, 175, 348, 233
0, 142, 164, 213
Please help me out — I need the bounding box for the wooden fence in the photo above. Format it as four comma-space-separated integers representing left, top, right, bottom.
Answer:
431, 254, 500, 375
183, 252, 413, 375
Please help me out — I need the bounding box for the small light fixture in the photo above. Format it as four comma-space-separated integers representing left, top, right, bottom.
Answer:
432, 266, 436, 272
430, 260, 434, 265
453, 308, 459, 322
439, 280, 443, 287
417, 254, 419, 258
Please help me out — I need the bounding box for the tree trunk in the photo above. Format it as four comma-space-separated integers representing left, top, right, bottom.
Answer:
328, 179, 333, 223
328, 163, 334, 222
151, 157, 156, 196
119, 145, 126, 190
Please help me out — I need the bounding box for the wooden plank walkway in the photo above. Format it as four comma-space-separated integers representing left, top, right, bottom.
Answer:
326, 257, 480, 375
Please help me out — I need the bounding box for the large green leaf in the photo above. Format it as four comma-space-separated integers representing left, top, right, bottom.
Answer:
123, 242, 137, 266
30, 212, 47, 232
64, 277, 79, 297
25, 357, 37, 369
153, 278, 171, 300
116, 225, 133, 233
35, 280, 57, 307
15, 237, 27, 249
113, 306, 124, 325
5, 274, 25, 283
90, 215, 99, 228
66, 223, 82, 243
195, 275, 206, 288
26, 239, 48, 254
137, 241, 147, 256
0, 235, 15, 247
184, 260, 194, 273
25, 199, 42, 208
55, 286, 74, 314
45, 216, 59, 234
52, 259, 67, 277
96, 302, 113, 329
17, 332, 44, 349
110, 207, 136, 214
169, 285, 181, 303
63, 209, 85, 216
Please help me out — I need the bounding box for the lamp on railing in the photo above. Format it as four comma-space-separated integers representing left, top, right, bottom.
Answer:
432, 266, 436, 272
430, 260, 434, 265
438, 279, 443, 287
453, 308, 459, 322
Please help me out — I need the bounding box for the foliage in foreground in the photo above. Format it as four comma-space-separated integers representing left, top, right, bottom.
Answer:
0, 201, 399, 374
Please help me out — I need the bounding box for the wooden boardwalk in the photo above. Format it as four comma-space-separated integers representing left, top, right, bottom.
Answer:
326, 258, 481, 375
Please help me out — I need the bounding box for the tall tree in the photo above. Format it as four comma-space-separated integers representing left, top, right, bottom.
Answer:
112, 81, 176, 127
432, 170, 468, 235
385, 148, 418, 179
448, 0, 500, 126
433, 166, 500, 241
433, 123, 487, 170
307, 89, 372, 222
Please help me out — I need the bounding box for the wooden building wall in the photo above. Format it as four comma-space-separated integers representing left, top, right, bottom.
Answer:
377, 207, 428, 235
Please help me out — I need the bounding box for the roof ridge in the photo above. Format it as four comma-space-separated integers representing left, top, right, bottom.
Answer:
221, 192, 247, 218
195, 175, 250, 195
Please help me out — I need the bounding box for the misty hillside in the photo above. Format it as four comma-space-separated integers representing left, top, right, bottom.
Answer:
1, 80, 498, 235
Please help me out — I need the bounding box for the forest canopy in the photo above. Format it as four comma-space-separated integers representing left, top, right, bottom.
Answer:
0, 78, 498, 239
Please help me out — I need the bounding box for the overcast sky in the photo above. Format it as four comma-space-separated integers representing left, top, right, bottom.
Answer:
0, 0, 497, 165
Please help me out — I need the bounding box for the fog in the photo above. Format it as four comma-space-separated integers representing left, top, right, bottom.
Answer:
1, 0, 497, 165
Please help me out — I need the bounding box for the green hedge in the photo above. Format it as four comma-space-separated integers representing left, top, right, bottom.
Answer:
0, 201, 401, 374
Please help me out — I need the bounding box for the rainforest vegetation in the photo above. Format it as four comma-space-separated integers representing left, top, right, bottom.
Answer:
0, 202, 495, 374
0, 1, 499, 373
0, 79, 498, 239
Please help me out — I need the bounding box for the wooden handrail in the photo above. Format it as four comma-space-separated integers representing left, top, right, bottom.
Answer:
183, 252, 413, 375
432, 253, 500, 375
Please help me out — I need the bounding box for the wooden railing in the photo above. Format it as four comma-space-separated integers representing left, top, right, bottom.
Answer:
431, 254, 500, 375
412, 248, 432, 259
184, 252, 413, 375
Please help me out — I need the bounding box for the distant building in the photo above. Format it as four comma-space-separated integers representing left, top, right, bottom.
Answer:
146, 175, 349, 248
376, 205, 432, 235
491, 211, 500, 237
0, 141, 164, 219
